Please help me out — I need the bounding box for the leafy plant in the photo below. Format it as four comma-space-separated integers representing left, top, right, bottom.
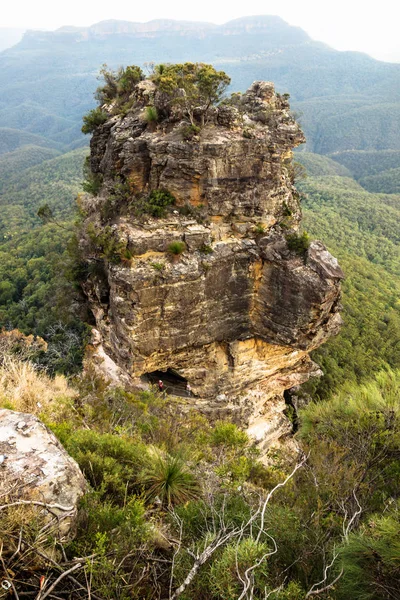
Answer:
140, 451, 201, 507
181, 124, 201, 140
82, 172, 103, 196
81, 108, 108, 134
144, 105, 158, 123
152, 62, 231, 126
151, 262, 164, 271
86, 223, 128, 263
209, 538, 270, 599
57, 429, 149, 503
254, 223, 266, 234
211, 421, 248, 448
199, 243, 213, 254
95, 64, 145, 105
286, 231, 310, 255
167, 241, 186, 256
146, 189, 176, 217
335, 509, 400, 600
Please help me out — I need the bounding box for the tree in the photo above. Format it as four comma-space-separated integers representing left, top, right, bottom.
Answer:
37, 204, 69, 231
152, 62, 231, 126
95, 64, 145, 105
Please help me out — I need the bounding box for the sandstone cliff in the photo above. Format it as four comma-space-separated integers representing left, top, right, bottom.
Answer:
79, 78, 343, 451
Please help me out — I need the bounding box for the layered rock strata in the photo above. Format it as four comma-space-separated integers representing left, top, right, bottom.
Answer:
80, 80, 343, 450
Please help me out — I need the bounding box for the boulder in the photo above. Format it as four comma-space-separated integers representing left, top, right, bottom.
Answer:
0, 409, 87, 537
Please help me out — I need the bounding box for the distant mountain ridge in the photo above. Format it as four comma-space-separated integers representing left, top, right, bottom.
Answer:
1, 15, 400, 153
26, 16, 309, 40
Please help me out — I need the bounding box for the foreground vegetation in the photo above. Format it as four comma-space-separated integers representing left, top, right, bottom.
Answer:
1, 337, 399, 598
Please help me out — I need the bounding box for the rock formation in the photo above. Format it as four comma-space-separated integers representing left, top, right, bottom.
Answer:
80, 78, 343, 451
0, 409, 87, 536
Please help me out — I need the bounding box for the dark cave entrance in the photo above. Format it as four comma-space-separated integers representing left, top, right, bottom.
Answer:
144, 368, 191, 397
283, 389, 298, 433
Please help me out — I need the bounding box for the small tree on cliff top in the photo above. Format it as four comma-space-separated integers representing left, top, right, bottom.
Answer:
95, 64, 145, 104
152, 62, 231, 126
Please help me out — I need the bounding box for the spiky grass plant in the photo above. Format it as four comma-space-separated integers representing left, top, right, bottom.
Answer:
141, 451, 201, 507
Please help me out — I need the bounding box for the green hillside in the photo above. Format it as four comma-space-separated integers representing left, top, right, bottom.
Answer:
328, 149, 400, 178
0, 127, 63, 154
295, 153, 400, 397
0, 145, 60, 189
0, 147, 87, 237
0, 147, 88, 371
359, 166, 400, 194
294, 152, 351, 177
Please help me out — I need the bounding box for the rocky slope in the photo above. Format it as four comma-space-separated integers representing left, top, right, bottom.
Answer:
80, 79, 343, 451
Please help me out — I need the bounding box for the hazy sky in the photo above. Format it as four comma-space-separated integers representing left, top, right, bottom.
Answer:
2, 0, 400, 62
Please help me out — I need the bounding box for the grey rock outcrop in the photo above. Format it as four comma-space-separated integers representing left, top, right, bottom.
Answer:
0, 409, 87, 536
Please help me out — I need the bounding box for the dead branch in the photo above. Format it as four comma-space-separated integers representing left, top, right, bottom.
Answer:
305, 568, 344, 597
0, 501, 74, 513
37, 563, 83, 600
170, 455, 307, 599
255, 454, 307, 543
170, 528, 241, 600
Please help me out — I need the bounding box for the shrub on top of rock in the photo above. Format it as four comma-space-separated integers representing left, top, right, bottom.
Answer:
82, 108, 108, 134
286, 231, 311, 255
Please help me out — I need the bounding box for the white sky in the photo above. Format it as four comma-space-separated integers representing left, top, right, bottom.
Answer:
2, 0, 400, 62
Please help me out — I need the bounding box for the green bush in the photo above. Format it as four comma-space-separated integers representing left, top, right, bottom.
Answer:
86, 223, 128, 263
209, 538, 270, 599
211, 421, 249, 448
168, 241, 186, 255
181, 124, 201, 140
336, 510, 400, 600
96, 64, 145, 105
151, 262, 164, 271
144, 105, 158, 123
57, 429, 149, 503
82, 172, 102, 196
200, 243, 213, 254
117, 65, 145, 93
146, 189, 176, 217
286, 231, 311, 255
72, 493, 148, 549
82, 108, 108, 134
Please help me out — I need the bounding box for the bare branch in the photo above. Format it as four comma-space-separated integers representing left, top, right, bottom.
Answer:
305, 568, 344, 597
170, 528, 241, 600
255, 454, 307, 543
37, 563, 83, 600
343, 490, 362, 541
0, 500, 75, 513
306, 550, 340, 598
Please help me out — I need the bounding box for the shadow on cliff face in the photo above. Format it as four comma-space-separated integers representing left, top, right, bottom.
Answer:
143, 368, 190, 397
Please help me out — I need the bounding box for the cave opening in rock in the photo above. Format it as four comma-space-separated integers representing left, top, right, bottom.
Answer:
144, 368, 191, 397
